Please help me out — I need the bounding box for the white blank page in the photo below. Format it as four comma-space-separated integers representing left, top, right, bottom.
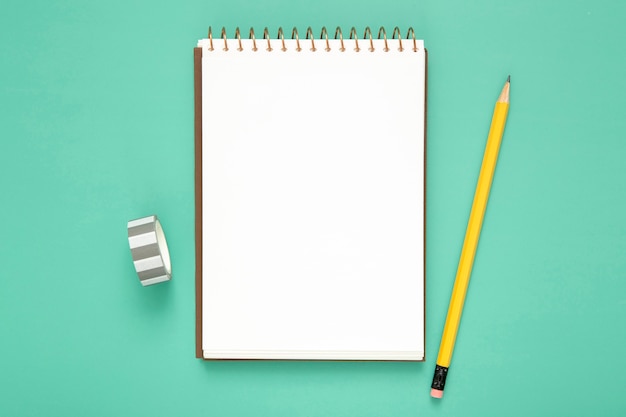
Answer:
200, 38, 425, 360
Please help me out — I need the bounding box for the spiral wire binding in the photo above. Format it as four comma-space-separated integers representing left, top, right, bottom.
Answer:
277, 27, 286, 51
220, 27, 228, 51
206, 26, 420, 52
290, 27, 301, 51
392, 27, 403, 52
235, 27, 243, 51
305, 27, 316, 52
363, 27, 374, 52
378, 27, 389, 52
263, 27, 272, 51
249, 27, 257, 51
349, 27, 360, 52
334, 27, 345, 52
321, 27, 330, 52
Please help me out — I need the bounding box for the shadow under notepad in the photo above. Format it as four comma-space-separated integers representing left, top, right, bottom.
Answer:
199, 358, 425, 380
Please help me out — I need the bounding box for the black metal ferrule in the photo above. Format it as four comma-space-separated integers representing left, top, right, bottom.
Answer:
431, 365, 449, 391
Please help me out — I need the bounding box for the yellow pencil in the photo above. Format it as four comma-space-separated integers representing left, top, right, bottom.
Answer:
431, 77, 511, 399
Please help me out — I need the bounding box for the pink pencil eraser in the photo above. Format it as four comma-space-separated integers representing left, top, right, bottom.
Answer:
430, 388, 444, 399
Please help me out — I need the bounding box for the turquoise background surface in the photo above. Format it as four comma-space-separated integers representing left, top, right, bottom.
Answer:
1, 0, 625, 415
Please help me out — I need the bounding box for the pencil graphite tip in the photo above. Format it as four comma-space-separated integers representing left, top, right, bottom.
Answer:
507, 75, 511, 83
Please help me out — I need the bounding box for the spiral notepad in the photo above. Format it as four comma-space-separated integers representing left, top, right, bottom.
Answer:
195, 27, 426, 360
